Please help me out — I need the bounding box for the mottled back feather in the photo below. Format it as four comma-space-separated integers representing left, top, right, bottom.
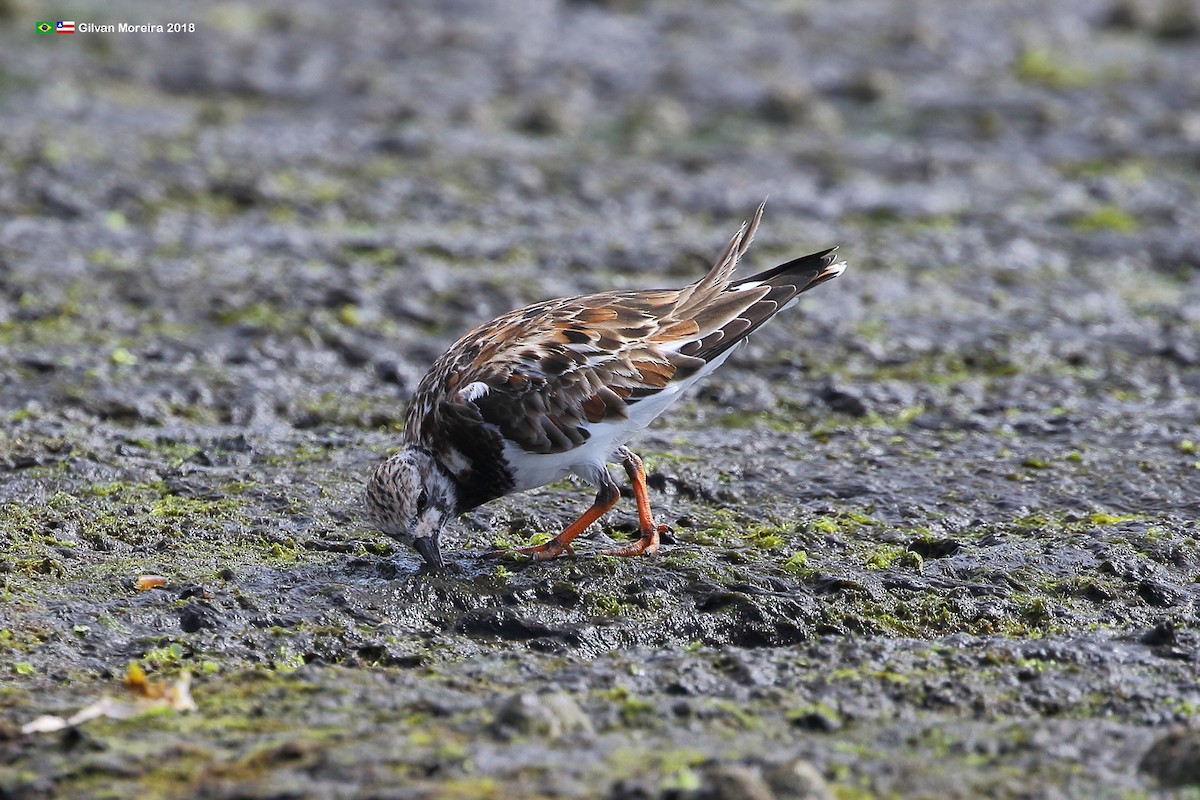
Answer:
401, 204, 845, 502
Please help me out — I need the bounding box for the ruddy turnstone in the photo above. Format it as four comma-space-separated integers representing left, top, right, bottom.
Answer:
367, 202, 846, 570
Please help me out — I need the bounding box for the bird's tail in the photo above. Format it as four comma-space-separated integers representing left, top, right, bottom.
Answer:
675, 247, 846, 364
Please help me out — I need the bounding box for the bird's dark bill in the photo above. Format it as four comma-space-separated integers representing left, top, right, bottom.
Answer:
413, 536, 443, 570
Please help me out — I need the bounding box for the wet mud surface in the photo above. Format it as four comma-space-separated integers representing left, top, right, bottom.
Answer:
2, 0, 1199, 797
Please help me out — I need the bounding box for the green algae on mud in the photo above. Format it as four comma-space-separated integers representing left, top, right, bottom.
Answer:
2, 401, 1199, 799
5, 637, 1198, 799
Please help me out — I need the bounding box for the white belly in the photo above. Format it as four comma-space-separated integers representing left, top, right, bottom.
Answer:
501, 346, 737, 492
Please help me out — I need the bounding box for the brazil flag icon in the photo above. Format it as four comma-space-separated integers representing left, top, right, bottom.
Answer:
36, 21, 53, 34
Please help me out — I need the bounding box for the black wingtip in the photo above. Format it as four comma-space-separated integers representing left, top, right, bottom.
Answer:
734, 247, 844, 287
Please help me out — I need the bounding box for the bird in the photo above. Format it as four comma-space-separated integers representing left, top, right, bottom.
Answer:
367, 202, 846, 570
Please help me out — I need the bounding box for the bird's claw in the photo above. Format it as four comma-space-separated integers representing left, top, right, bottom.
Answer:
602, 524, 665, 557
481, 541, 574, 561
602, 540, 660, 557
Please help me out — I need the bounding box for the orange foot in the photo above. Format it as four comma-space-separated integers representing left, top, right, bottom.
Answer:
482, 481, 620, 563
482, 540, 574, 561
603, 524, 668, 557
602, 447, 667, 557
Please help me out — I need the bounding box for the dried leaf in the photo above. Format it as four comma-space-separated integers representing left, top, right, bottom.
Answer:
21, 670, 196, 735
135, 575, 168, 591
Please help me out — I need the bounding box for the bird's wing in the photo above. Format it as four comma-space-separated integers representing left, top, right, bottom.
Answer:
404, 203, 843, 457
418, 293, 691, 455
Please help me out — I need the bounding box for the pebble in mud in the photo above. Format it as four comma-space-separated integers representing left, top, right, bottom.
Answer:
766, 759, 835, 800
490, 691, 593, 740
698, 763, 776, 800
177, 594, 225, 633
1139, 727, 1200, 787
607, 779, 657, 800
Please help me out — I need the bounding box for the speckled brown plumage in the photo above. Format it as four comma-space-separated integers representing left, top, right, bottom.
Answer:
367, 201, 847, 569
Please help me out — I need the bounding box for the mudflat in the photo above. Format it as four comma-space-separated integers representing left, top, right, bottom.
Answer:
1, 1, 1198, 797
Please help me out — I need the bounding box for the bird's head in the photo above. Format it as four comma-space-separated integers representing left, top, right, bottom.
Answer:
366, 447, 457, 571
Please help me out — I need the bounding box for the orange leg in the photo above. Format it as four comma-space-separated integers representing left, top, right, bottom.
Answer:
604, 448, 667, 557
484, 481, 619, 561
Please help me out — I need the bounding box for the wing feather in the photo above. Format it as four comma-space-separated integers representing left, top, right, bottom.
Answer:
403, 203, 844, 458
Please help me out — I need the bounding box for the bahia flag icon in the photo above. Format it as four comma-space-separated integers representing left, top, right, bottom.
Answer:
36, 21, 53, 34
56, 20, 76, 34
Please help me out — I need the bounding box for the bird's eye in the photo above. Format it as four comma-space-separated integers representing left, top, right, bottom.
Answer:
415, 490, 429, 513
